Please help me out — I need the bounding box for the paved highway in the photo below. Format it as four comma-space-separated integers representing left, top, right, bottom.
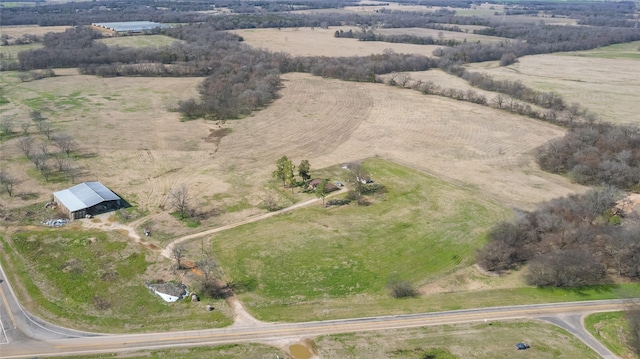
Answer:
0, 273, 628, 359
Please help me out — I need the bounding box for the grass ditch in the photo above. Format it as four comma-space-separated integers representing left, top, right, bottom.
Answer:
315, 319, 600, 359
50, 343, 282, 359
585, 311, 638, 358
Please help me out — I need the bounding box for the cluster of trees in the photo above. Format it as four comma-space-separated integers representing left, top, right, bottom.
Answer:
438, 25, 640, 65
271, 156, 311, 190
287, 51, 437, 82
8, 112, 81, 186
383, 68, 593, 129
504, 1, 638, 27
477, 186, 640, 285
15, 24, 436, 119
0, 169, 17, 197
16, 69, 55, 82
537, 123, 640, 190
457, 70, 564, 110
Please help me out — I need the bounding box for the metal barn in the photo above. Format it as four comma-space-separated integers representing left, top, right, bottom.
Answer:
53, 182, 121, 220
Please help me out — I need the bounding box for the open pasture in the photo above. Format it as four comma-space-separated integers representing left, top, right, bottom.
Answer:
375, 27, 505, 44
0, 228, 232, 332
468, 53, 640, 125
211, 158, 510, 317
0, 42, 41, 64
0, 68, 582, 218
230, 27, 441, 57
0, 25, 71, 38
316, 320, 599, 359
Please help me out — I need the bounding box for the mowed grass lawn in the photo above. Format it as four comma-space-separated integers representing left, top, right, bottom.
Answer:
211, 158, 511, 320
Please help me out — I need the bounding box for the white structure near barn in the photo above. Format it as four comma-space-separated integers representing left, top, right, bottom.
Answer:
53, 182, 121, 220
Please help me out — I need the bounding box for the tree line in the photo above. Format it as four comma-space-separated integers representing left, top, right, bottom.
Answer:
537, 122, 640, 190
334, 29, 463, 47
436, 24, 640, 67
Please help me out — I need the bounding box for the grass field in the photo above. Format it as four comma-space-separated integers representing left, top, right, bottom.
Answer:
210, 158, 510, 319
585, 311, 638, 359
0, 228, 233, 332
374, 27, 505, 44
52, 343, 283, 359
0, 43, 42, 64
0, 25, 71, 38
564, 41, 640, 60
98, 35, 180, 48
468, 52, 640, 125
230, 27, 442, 57
315, 320, 600, 359
1, 15, 633, 355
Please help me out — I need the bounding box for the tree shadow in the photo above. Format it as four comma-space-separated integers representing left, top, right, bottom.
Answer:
568, 284, 619, 297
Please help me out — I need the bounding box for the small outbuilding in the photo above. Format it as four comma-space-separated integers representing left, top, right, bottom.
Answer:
53, 182, 121, 220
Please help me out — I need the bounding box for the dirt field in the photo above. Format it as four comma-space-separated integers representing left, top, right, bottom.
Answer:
230, 27, 442, 57
1, 68, 583, 222
0, 25, 71, 39
221, 72, 583, 210
468, 54, 640, 125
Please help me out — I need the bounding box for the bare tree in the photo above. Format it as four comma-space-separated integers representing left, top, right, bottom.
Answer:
397, 72, 411, 88
0, 169, 17, 197
172, 244, 186, 270
20, 121, 30, 135
16, 136, 34, 159
525, 249, 605, 287
36, 120, 54, 140
170, 184, 191, 219
262, 192, 279, 212
347, 162, 370, 195
38, 140, 50, 158
31, 153, 48, 172
1, 117, 13, 135
196, 257, 226, 298
55, 155, 79, 182
196, 257, 220, 283
52, 133, 77, 157
492, 94, 507, 109
564, 102, 584, 123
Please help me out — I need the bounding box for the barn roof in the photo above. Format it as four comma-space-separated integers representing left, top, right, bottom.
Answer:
53, 182, 120, 212
93, 21, 169, 32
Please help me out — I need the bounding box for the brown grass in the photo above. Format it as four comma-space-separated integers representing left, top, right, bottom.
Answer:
0, 69, 583, 222
468, 54, 640, 125
0, 25, 71, 39
375, 27, 505, 44
230, 27, 441, 57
